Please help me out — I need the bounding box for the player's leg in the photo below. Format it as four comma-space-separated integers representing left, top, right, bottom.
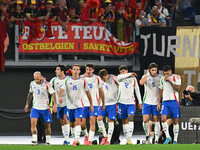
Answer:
142, 103, 152, 144
81, 107, 89, 145
104, 104, 117, 145
152, 105, 161, 144
58, 107, 70, 145
172, 118, 179, 144
88, 106, 98, 145
42, 109, 53, 145
127, 104, 136, 144
97, 105, 108, 145
118, 103, 130, 144
68, 109, 76, 145
170, 100, 180, 144
30, 108, 40, 145
161, 101, 172, 144
44, 123, 51, 145
74, 107, 83, 146
31, 118, 38, 145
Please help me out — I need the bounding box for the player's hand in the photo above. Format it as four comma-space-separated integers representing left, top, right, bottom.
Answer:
24, 104, 29, 113
138, 104, 142, 110
131, 72, 137, 77
59, 97, 63, 104
101, 104, 105, 111
157, 104, 161, 111
53, 104, 57, 113
164, 75, 170, 82
90, 106, 94, 113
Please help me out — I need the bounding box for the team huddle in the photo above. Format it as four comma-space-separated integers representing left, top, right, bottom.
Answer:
24, 63, 181, 146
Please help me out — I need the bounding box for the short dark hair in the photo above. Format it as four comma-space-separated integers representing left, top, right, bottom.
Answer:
148, 63, 158, 70
72, 64, 80, 69
118, 65, 128, 71
98, 69, 108, 78
85, 63, 94, 69
57, 64, 66, 72
163, 65, 172, 72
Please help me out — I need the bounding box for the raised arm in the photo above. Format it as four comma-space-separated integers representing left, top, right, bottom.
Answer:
140, 74, 148, 85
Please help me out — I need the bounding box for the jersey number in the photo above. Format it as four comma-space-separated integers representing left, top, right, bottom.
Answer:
37, 89, 40, 95
73, 85, 77, 91
152, 82, 155, 87
125, 82, 129, 88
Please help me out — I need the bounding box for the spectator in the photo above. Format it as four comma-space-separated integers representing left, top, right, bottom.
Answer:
78, 0, 87, 14
148, 6, 166, 27
114, 2, 129, 41
80, 0, 99, 25
0, 2, 13, 29
13, 1, 24, 25
135, 10, 148, 40
57, 0, 69, 31
9, 0, 27, 13
163, 0, 179, 27
13, 1, 25, 34
146, 0, 161, 13
123, 0, 133, 42
40, 0, 57, 37
37, 0, 46, 11
69, 7, 80, 22
180, 85, 200, 106
100, 0, 115, 32
24, 0, 43, 43
135, 0, 148, 12
155, 0, 170, 24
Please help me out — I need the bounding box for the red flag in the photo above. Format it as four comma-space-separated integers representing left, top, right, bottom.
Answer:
0, 21, 9, 72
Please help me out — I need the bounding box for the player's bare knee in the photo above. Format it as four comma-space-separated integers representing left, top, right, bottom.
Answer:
161, 116, 167, 122
128, 115, 134, 122
97, 116, 103, 122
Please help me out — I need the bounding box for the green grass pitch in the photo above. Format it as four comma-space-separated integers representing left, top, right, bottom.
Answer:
0, 144, 200, 150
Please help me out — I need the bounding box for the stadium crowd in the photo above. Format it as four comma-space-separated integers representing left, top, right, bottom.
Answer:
0, 0, 200, 43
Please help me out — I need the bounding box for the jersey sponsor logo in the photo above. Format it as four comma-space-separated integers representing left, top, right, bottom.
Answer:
47, 119, 50, 122
130, 111, 134, 114
94, 113, 97, 115
79, 115, 82, 117
112, 116, 115, 119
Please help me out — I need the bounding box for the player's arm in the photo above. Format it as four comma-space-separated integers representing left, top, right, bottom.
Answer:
134, 78, 142, 110
24, 92, 33, 112
58, 88, 65, 103
86, 90, 94, 113
51, 92, 57, 112
165, 75, 181, 92
157, 89, 163, 111
117, 72, 137, 82
47, 83, 57, 112
140, 74, 148, 85
99, 87, 105, 111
